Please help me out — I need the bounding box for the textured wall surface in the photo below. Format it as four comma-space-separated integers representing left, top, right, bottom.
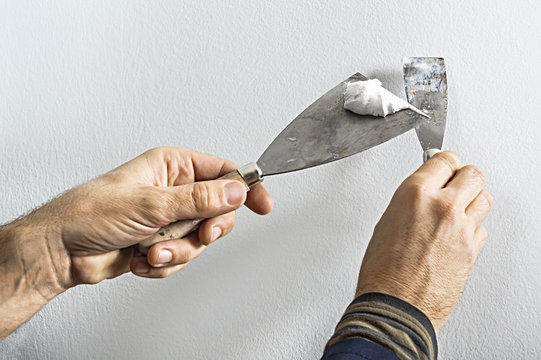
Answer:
1, 1, 540, 359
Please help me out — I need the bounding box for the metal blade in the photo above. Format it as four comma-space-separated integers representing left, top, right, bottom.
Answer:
402, 57, 447, 151
257, 73, 429, 176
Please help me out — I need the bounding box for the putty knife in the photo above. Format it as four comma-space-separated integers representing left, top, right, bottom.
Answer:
139, 73, 429, 252
402, 57, 447, 162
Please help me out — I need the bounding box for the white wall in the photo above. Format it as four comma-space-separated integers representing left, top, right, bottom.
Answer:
1, 1, 540, 359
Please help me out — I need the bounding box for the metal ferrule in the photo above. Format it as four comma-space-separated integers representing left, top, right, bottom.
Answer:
423, 148, 441, 163
237, 162, 263, 188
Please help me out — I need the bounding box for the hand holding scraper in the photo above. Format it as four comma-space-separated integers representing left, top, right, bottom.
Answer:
139, 73, 429, 253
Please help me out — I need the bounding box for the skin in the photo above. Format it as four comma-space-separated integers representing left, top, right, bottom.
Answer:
0, 147, 273, 339
356, 151, 493, 332
0, 148, 492, 341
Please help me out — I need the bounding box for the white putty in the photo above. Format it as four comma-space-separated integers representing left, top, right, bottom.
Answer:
344, 79, 426, 117
1, 2, 540, 360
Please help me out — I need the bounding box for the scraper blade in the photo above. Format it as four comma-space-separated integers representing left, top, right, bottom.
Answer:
402, 57, 447, 162
257, 73, 429, 176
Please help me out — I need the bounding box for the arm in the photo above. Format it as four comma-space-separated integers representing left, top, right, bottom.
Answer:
322, 152, 493, 360
0, 221, 70, 340
0, 147, 273, 340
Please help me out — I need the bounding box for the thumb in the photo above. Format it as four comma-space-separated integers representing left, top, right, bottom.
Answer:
163, 180, 247, 221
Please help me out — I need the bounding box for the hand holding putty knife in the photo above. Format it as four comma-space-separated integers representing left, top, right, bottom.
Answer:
139, 70, 435, 253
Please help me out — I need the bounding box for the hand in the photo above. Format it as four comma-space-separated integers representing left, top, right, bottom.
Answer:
23, 147, 273, 285
355, 151, 493, 332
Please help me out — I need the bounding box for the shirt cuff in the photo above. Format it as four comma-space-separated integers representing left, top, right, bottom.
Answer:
322, 337, 401, 360
323, 292, 438, 360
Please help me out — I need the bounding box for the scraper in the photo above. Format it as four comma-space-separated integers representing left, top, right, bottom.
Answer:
139, 73, 429, 252
402, 57, 448, 162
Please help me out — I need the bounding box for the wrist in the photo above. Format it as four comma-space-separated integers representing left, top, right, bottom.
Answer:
0, 220, 73, 340
3, 219, 73, 299
355, 283, 441, 333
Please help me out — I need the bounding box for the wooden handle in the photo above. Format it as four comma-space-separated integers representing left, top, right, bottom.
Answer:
137, 170, 249, 254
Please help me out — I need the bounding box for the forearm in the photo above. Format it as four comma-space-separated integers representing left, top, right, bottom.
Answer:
322, 293, 437, 360
0, 219, 70, 341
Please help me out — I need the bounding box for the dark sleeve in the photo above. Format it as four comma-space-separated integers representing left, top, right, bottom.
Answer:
321, 292, 438, 360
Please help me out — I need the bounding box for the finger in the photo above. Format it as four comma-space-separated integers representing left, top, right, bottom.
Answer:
188, 149, 239, 181
471, 225, 488, 261
465, 189, 494, 224
187, 150, 273, 215
245, 183, 274, 215
444, 165, 486, 208
146, 148, 273, 215
192, 153, 273, 215
131, 256, 189, 278
146, 231, 207, 267
71, 248, 133, 283
135, 148, 238, 185
408, 151, 462, 189
162, 179, 247, 221
198, 211, 236, 246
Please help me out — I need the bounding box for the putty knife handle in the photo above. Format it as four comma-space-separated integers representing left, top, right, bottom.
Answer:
423, 149, 441, 163
137, 163, 263, 254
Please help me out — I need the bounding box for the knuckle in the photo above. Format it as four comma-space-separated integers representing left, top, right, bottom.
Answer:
144, 147, 166, 157
401, 180, 431, 204
477, 226, 488, 241
481, 190, 494, 208
435, 151, 461, 170
139, 187, 174, 225
175, 156, 194, 182
475, 192, 493, 212
463, 165, 486, 183
220, 159, 239, 174
435, 198, 460, 223
175, 247, 192, 264
191, 182, 214, 212
147, 148, 193, 185
200, 238, 212, 246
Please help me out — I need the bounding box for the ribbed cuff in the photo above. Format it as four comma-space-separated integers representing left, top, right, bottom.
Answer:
322, 338, 400, 360
324, 292, 437, 360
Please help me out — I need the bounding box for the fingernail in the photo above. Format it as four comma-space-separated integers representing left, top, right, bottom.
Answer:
134, 262, 150, 274
157, 249, 173, 264
224, 182, 245, 205
212, 227, 222, 242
